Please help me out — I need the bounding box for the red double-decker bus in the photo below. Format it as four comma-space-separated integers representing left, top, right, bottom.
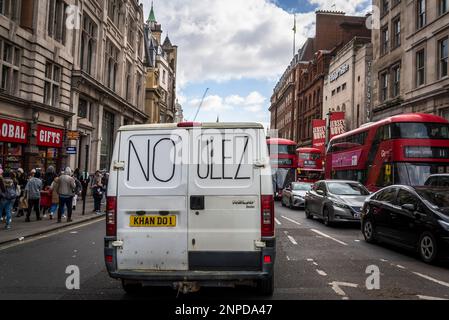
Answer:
325, 113, 449, 191
296, 147, 324, 183
267, 138, 297, 199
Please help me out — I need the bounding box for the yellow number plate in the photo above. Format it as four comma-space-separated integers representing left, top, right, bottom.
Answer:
130, 215, 177, 227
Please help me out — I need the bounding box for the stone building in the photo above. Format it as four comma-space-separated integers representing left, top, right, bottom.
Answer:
0, 0, 76, 173
144, 4, 178, 124
322, 37, 372, 131
371, 0, 449, 121
70, 0, 147, 173
0, 0, 147, 174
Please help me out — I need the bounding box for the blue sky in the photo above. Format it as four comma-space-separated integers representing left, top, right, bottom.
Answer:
143, 0, 370, 127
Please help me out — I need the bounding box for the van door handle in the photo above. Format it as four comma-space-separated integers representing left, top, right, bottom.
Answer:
190, 196, 205, 210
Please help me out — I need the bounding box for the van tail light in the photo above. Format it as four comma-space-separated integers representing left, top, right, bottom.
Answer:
106, 196, 117, 237
261, 195, 274, 237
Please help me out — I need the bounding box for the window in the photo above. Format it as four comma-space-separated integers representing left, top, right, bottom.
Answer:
392, 18, 401, 48
48, 0, 67, 43
0, 39, 20, 95
136, 74, 142, 108
108, 0, 122, 27
105, 39, 119, 91
332, 89, 335, 96
380, 72, 388, 101
43, 62, 61, 107
416, 50, 425, 86
376, 188, 397, 203
439, 38, 448, 79
392, 65, 400, 97
391, 122, 449, 139
125, 62, 132, 101
439, 0, 448, 16
417, 0, 426, 29
78, 98, 89, 120
396, 190, 420, 207
381, 26, 389, 55
382, 0, 389, 14
342, 83, 347, 91
0, 0, 20, 21
337, 86, 341, 93
80, 14, 97, 75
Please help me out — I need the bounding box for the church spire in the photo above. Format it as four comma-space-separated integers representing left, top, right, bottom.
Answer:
148, 1, 156, 24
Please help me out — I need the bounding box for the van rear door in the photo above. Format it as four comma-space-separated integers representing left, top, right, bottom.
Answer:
116, 129, 189, 271
188, 127, 262, 269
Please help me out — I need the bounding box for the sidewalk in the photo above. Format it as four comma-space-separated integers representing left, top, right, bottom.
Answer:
0, 198, 106, 246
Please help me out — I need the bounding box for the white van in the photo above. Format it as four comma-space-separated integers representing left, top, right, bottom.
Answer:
104, 122, 276, 295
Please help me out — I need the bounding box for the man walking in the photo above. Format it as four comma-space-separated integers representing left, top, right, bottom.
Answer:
57, 167, 76, 223
0, 171, 19, 229
25, 169, 43, 222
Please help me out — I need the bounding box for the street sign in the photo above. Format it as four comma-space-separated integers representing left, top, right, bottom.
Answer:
66, 147, 77, 155
67, 131, 80, 140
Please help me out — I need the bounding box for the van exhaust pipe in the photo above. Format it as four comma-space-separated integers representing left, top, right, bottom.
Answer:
173, 282, 201, 294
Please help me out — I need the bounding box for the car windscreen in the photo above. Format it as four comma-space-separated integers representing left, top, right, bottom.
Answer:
327, 182, 370, 196
292, 183, 312, 191
415, 188, 449, 213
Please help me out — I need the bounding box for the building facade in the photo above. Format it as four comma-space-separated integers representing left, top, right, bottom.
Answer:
322, 37, 372, 131
0, 0, 76, 173
70, 0, 147, 173
0, 0, 147, 175
144, 4, 178, 124
372, 0, 449, 121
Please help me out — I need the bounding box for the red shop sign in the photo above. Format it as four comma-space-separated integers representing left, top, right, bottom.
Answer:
37, 125, 64, 148
0, 118, 28, 144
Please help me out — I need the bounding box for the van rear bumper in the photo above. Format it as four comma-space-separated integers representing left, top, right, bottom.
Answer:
105, 237, 275, 283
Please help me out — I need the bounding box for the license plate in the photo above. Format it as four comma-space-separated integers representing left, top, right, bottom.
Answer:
130, 215, 177, 227
354, 214, 361, 219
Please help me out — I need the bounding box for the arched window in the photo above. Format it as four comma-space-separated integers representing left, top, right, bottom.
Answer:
342, 104, 346, 112
337, 106, 340, 111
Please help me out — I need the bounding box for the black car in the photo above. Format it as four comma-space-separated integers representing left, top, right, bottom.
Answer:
361, 185, 449, 263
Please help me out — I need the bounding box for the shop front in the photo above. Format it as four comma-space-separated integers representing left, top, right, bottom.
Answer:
0, 118, 28, 171
35, 125, 64, 173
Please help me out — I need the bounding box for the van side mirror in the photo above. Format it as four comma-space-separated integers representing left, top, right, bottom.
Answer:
317, 190, 325, 196
401, 204, 416, 212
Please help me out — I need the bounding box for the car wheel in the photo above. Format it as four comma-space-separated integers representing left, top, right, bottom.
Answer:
257, 274, 274, 296
121, 280, 143, 295
305, 203, 313, 219
418, 232, 439, 264
323, 207, 333, 227
362, 218, 376, 244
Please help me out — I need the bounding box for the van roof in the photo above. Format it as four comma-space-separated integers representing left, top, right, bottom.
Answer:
118, 122, 265, 131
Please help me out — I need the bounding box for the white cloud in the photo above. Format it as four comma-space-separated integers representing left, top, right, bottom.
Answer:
145, 0, 316, 88
309, 0, 370, 14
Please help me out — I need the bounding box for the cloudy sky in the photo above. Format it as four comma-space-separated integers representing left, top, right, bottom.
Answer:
143, 0, 370, 128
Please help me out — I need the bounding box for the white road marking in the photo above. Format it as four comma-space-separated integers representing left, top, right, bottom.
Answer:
413, 272, 449, 289
354, 240, 361, 242
275, 218, 282, 225
286, 256, 291, 261
281, 216, 302, 226
310, 229, 348, 246
316, 270, 327, 276
287, 235, 298, 245
417, 295, 449, 301
313, 262, 318, 266
342, 297, 350, 300
396, 265, 406, 269
307, 258, 314, 262
329, 281, 358, 297
380, 259, 388, 262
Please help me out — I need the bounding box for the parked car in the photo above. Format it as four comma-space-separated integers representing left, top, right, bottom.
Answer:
305, 180, 370, 226
281, 182, 313, 209
425, 174, 449, 187
361, 185, 449, 263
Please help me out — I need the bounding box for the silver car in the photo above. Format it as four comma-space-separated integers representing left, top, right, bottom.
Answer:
305, 180, 371, 226
281, 182, 313, 209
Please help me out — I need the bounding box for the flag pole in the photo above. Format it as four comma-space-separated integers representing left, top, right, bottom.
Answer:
292, 14, 297, 57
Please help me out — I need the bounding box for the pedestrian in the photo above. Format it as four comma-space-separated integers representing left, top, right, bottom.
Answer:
0, 171, 19, 229
0, 167, 4, 222
25, 169, 43, 222
57, 167, 76, 223
48, 175, 60, 220
72, 172, 82, 211
15, 168, 27, 217
92, 170, 104, 214
40, 166, 55, 218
